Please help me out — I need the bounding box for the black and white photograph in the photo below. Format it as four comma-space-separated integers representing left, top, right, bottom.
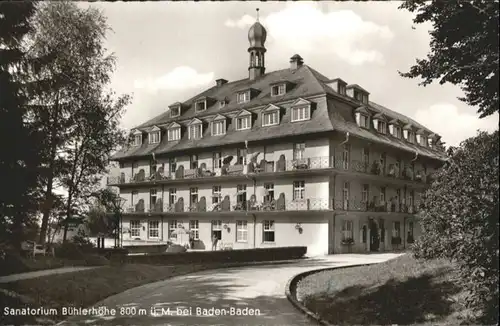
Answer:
0, 1, 498, 325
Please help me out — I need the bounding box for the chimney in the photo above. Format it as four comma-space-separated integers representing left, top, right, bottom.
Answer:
216, 78, 228, 87
290, 54, 304, 71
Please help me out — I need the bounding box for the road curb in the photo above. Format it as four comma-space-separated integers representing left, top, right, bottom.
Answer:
285, 263, 377, 326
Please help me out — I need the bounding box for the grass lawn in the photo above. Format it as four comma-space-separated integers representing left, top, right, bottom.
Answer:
296, 254, 473, 325
0, 263, 224, 325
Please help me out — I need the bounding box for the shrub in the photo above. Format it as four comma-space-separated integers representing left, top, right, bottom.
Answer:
54, 242, 86, 260
413, 130, 499, 324
166, 244, 187, 253
83, 254, 109, 266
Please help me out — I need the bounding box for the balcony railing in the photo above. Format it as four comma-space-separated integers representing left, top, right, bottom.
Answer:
108, 155, 429, 186
332, 198, 419, 214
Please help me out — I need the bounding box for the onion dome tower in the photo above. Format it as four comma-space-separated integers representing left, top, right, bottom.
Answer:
248, 8, 267, 80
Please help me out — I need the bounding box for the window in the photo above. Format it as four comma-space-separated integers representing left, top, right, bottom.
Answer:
189, 220, 199, 240
354, 91, 363, 102
150, 189, 157, 208
213, 152, 222, 169
150, 160, 157, 176
271, 84, 286, 96
237, 184, 247, 204
263, 220, 275, 242
169, 158, 176, 174
408, 131, 415, 143
342, 144, 350, 170
362, 94, 369, 104
408, 190, 414, 207
237, 148, 247, 165
293, 143, 305, 160
148, 220, 159, 239
377, 121, 386, 134
168, 220, 177, 239
170, 106, 180, 117
362, 148, 370, 169
130, 220, 141, 237
168, 127, 181, 141
133, 134, 142, 146
397, 189, 402, 205
169, 188, 177, 205
262, 111, 279, 126
189, 124, 203, 140
195, 100, 206, 112
190, 187, 198, 206
190, 154, 198, 169
359, 114, 369, 128
393, 221, 401, 238
236, 220, 248, 242
212, 185, 221, 204
264, 183, 274, 202
380, 153, 386, 171
237, 91, 250, 104
380, 187, 386, 202
408, 221, 414, 237
148, 131, 161, 144
236, 115, 251, 130
291, 106, 311, 122
293, 181, 305, 200
131, 190, 138, 205
421, 136, 427, 147
362, 184, 369, 202
394, 126, 402, 138
380, 219, 385, 242
341, 220, 353, 241
343, 182, 350, 210
212, 220, 222, 240
212, 120, 226, 136
339, 84, 346, 95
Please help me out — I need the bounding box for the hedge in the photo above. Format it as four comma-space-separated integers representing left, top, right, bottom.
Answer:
113, 246, 307, 265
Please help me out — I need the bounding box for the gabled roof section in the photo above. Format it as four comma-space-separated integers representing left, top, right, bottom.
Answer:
327, 78, 347, 84
416, 128, 426, 135
403, 123, 414, 130
354, 106, 370, 115
212, 114, 227, 121
188, 118, 203, 126
169, 102, 182, 108
132, 129, 143, 135
235, 109, 252, 117
291, 98, 311, 107
373, 113, 387, 121
168, 122, 181, 129
195, 96, 213, 102
346, 84, 370, 94
262, 104, 280, 112
150, 125, 161, 132
389, 118, 402, 126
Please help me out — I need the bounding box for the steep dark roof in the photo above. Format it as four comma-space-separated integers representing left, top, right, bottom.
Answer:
112, 64, 446, 161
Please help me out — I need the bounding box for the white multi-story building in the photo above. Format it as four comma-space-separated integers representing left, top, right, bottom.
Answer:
107, 17, 446, 256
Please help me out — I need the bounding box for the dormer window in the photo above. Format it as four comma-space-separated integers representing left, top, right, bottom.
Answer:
394, 126, 402, 138
169, 103, 181, 118
219, 100, 227, 109
262, 105, 280, 127
420, 135, 427, 147
359, 115, 369, 128
408, 131, 415, 143
148, 128, 161, 144
377, 121, 387, 134
271, 84, 286, 97
236, 116, 251, 130
354, 90, 363, 102
339, 84, 346, 95
290, 98, 312, 122
211, 115, 226, 136
195, 100, 206, 112
354, 106, 370, 129
132, 130, 142, 146
167, 122, 181, 141
188, 119, 203, 140
133, 134, 142, 146
237, 91, 250, 104
373, 113, 387, 134
347, 84, 370, 105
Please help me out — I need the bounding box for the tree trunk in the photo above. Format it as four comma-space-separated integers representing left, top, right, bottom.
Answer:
39, 93, 60, 244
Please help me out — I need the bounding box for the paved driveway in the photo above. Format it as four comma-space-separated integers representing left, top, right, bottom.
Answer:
59, 253, 402, 326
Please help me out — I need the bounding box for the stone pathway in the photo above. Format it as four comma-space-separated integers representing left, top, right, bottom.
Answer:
58, 253, 403, 326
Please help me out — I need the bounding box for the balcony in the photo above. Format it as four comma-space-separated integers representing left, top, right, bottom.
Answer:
333, 198, 419, 214
249, 156, 333, 173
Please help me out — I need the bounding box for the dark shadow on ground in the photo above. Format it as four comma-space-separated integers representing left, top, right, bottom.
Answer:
303, 267, 463, 325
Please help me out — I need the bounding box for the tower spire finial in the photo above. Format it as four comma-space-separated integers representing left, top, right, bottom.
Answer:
256, 8, 259, 22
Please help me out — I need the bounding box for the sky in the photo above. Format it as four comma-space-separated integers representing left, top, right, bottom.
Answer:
89, 1, 498, 148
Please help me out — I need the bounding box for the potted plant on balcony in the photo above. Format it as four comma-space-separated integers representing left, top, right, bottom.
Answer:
371, 160, 382, 175
341, 238, 355, 253
387, 164, 396, 177
415, 170, 423, 181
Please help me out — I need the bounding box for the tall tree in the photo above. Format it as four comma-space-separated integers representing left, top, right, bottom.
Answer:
400, 0, 499, 118
0, 3, 45, 249
413, 130, 499, 323
24, 2, 129, 243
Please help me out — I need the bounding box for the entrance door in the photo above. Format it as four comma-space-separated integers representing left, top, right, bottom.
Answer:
369, 219, 380, 251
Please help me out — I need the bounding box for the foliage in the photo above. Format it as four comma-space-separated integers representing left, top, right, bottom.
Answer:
399, 0, 499, 118
413, 130, 499, 323
23, 2, 130, 243
0, 2, 45, 249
